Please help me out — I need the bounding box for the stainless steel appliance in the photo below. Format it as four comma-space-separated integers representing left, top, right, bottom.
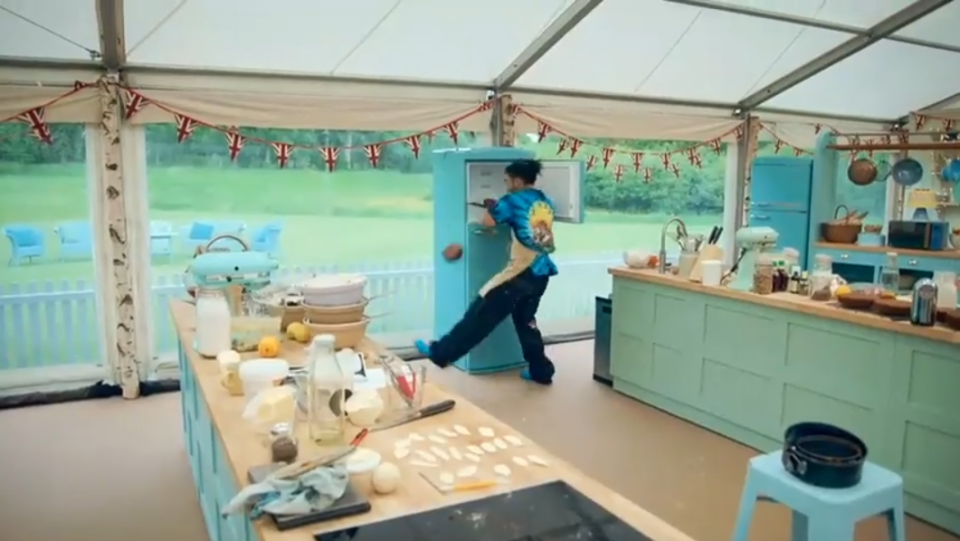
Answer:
888, 220, 950, 251
910, 279, 938, 326
593, 296, 612, 386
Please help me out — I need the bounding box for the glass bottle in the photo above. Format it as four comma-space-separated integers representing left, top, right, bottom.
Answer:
195, 288, 231, 357
306, 334, 349, 446
810, 254, 834, 301
879, 252, 900, 295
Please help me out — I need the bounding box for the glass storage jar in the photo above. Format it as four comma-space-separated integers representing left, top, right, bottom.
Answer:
810, 254, 834, 301
752, 255, 774, 295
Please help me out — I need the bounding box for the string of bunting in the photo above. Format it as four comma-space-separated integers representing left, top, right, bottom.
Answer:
910, 111, 956, 133
0, 80, 495, 171
513, 105, 745, 183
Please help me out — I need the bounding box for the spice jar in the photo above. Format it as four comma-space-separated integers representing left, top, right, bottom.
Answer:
269, 423, 299, 464
810, 254, 834, 301
752, 255, 774, 295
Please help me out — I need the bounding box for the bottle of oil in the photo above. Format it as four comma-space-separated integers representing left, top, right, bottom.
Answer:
306, 334, 349, 446
879, 251, 900, 295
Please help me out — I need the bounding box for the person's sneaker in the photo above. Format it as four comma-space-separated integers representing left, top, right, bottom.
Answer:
520, 368, 552, 385
414, 339, 432, 357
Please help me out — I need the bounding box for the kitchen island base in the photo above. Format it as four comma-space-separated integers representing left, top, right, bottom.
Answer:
609, 270, 960, 536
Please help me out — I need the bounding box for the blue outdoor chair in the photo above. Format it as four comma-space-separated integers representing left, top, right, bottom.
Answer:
54, 221, 93, 261
179, 221, 215, 254
150, 220, 174, 258
2, 224, 46, 265
250, 222, 283, 256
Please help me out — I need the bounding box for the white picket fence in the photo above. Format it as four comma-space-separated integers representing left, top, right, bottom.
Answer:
0, 253, 620, 372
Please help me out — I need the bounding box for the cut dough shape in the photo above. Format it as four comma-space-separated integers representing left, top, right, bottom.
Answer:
512, 456, 529, 467
464, 453, 481, 462
430, 446, 450, 461
504, 435, 523, 447
414, 450, 437, 462
393, 447, 411, 460
480, 441, 498, 453
493, 464, 512, 477
457, 465, 478, 477
408, 433, 425, 442
493, 438, 508, 450
394, 439, 410, 448
428, 435, 447, 444
449, 447, 463, 461
528, 455, 549, 467
466, 445, 484, 455
439, 472, 455, 485
478, 427, 495, 438
453, 424, 470, 436
437, 428, 457, 438
409, 460, 438, 468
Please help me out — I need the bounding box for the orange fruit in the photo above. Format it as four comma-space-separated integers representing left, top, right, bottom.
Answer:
257, 336, 281, 358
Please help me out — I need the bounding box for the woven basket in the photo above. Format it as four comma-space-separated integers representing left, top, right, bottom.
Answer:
821, 222, 862, 244
944, 309, 960, 330
303, 299, 368, 325
303, 318, 369, 349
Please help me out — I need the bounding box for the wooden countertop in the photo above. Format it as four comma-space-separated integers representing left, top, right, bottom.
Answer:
609, 267, 960, 346
168, 300, 697, 541
812, 242, 960, 260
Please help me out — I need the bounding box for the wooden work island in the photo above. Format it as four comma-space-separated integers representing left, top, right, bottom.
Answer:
607, 268, 960, 535
169, 300, 697, 541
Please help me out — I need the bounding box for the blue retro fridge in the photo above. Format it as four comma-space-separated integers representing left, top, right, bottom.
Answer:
431, 147, 585, 373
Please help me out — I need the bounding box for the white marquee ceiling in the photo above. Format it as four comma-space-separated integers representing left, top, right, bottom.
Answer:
1, 0, 959, 121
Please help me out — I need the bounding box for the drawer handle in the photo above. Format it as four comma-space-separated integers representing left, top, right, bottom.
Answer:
750, 215, 769, 221
840, 254, 849, 259
908, 259, 918, 266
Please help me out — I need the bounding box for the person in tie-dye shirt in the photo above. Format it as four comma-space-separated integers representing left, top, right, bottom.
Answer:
416, 159, 557, 385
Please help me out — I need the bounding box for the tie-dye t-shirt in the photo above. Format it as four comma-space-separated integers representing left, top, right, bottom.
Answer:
478, 188, 558, 296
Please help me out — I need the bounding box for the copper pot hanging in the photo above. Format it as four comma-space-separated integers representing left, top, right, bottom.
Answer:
847, 158, 878, 186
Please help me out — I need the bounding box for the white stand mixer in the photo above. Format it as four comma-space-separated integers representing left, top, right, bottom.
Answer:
729, 226, 779, 292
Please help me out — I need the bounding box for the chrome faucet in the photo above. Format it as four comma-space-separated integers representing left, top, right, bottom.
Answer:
658, 218, 688, 274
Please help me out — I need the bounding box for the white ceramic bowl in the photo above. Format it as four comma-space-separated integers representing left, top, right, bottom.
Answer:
623, 250, 653, 269
300, 274, 367, 306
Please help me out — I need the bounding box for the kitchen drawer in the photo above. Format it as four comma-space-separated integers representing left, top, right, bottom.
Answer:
898, 255, 960, 273
813, 248, 882, 268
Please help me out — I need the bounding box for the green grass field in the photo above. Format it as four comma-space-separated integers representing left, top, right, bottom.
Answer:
0, 164, 719, 287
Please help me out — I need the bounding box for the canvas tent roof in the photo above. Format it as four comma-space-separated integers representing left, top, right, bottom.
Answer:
2, 0, 959, 131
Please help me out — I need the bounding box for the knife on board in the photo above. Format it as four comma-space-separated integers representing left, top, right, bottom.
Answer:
370, 399, 457, 432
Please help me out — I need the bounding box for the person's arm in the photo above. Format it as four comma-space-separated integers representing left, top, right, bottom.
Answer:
479, 196, 511, 228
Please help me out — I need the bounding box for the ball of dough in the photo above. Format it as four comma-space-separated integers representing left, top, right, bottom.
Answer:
442, 243, 463, 262
371, 462, 402, 495
345, 390, 385, 427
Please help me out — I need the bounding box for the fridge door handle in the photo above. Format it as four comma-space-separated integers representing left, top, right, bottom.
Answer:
750, 215, 770, 221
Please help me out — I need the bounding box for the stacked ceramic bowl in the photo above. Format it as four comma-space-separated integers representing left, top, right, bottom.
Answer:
300, 274, 370, 349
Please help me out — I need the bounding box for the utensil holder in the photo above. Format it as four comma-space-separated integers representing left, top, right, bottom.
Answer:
677, 252, 699, 279
688, 245, 723, 282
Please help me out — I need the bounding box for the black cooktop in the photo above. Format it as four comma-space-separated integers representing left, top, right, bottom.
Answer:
314, 481, 652, 541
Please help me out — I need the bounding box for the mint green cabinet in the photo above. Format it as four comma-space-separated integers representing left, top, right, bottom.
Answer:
610, 276, 960, 535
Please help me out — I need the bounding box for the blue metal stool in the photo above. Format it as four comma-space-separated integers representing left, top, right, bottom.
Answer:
732, 451, 906, 541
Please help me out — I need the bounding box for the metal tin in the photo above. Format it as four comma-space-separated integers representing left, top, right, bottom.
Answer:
910, 278, 938, 326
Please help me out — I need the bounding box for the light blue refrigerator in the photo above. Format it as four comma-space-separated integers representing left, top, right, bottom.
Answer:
432, 147, 585, 373
747, 156, 814, 268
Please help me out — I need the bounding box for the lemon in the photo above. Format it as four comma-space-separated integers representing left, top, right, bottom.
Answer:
286, 322, 310, 343
835, 285, 853, 297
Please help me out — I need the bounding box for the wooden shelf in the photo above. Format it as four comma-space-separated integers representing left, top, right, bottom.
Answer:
813, 242, 960, 260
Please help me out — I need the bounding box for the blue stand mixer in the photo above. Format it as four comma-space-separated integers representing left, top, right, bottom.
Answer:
186, 234, 279, 311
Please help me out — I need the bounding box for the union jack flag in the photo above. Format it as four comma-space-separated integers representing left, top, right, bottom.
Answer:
536, 121, 550, 142
272, 142, 293, 168
405, 135, 422, 159
601, 148, 615, 169
320, 147, 340, 172
123, 89, 149, 120
585, 155, 597, 171
174, 114, 198, 143
661, 153, 671, 169
443, 122, 459, 146
670, 163, 681, 178
17, 106, 52, 144
556, 139, 569, 155
643, 168, 653, 183
709, 138, 723, 155
364, 143, 382, 168
613, 164, 624, 183
224, 130, 245, 161
568, 139, 582, 158
631, 152, 644, 173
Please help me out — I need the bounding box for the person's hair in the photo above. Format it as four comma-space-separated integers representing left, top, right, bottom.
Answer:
505, 159, 543, 185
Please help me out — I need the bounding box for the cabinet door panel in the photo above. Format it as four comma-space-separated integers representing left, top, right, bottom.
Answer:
748, 210, 809, 254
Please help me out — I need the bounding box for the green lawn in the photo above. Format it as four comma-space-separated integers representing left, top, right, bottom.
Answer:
0, 164, 718, 370
0, 164, 719, 287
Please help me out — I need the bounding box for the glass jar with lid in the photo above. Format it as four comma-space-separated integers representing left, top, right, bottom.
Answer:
810, 254, 834, 301
752, 254, 775, 295
195, 288, 231, 357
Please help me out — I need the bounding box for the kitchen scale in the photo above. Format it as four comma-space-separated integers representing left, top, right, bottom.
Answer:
313, 481, 652, 541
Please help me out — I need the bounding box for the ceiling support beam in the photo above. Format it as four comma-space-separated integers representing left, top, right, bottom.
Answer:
736, 0, 955, 111
664, 0, 960, 55
493, 0, 603, 89
95, 0, 126, 71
